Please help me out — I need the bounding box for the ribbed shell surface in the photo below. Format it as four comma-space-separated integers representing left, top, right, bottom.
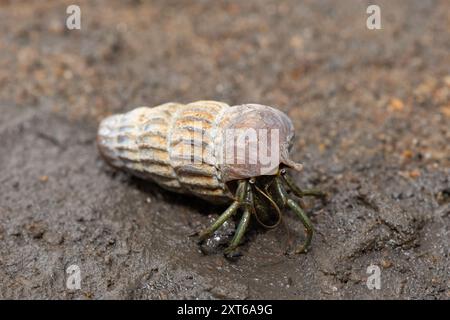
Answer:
97, 101, 232, 202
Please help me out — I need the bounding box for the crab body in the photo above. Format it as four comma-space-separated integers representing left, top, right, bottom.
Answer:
97, 101, 325, 256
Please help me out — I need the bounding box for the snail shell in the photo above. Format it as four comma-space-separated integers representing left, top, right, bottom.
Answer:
97, 101, 302, 203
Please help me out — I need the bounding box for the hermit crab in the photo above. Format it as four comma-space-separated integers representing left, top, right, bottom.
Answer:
97, 101, 326, 256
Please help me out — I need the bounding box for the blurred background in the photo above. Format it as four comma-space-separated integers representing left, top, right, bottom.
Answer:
0, 0, 448, 299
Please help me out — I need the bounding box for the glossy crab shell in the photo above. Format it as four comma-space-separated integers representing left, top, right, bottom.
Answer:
97, 101, 302, 203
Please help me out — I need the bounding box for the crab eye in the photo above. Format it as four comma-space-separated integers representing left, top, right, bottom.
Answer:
249, 178, 256, 184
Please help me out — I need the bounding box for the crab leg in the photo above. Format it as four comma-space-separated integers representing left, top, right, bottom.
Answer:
274, 177, 314, 253
198, 180, 247, 243
281, 170, 326, 199
224, 208, 251, 256
286, 198, 313, 253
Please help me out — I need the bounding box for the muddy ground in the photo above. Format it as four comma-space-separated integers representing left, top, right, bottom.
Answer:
0, 0, 449, 299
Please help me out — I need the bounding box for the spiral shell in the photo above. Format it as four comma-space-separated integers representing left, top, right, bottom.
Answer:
97, 101, 301, 203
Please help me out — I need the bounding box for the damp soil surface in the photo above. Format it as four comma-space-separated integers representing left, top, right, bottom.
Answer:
0, 0, 449, 299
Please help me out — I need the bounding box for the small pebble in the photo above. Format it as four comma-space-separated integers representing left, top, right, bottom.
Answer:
381, 259, 392, 269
